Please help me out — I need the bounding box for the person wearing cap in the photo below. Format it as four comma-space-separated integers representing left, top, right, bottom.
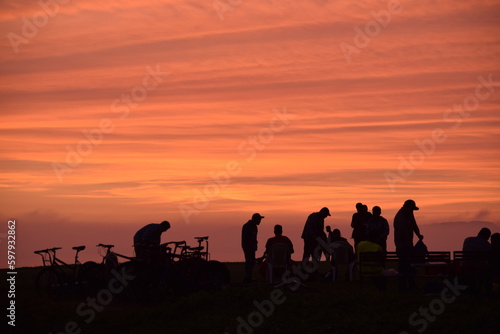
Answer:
242, 213, 264, 283
301, 207, 331, 264
394, 199, 423, 291
133, 220, 171, 260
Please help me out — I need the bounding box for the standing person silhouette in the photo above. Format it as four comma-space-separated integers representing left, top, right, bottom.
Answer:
242, 213, 264, 284
366, 206, 390, 252
394, 199, 423, 291
133, 220, 171, 260
301, 207, 330, 264
351, 203, 372, 252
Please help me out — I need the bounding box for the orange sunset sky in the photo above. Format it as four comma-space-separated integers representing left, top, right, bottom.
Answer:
1, 0, 499, 267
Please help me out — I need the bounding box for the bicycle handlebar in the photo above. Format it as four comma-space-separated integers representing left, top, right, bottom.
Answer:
194, 236, 209, 241
34, 247, 61, 254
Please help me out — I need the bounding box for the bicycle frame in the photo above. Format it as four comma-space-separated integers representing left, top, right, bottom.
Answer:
34, 247, 60, 267
193, 236, 210, 260
96, 243, 135, 263
35, 247, 84, 271
175, 237, 210, 260
34, 246, 86, 297
114, 236, 227, 301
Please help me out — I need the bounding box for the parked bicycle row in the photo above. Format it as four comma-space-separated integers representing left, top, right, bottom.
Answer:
33, 234, 230, 302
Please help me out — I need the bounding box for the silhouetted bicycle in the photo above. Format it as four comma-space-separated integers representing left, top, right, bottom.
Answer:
118, 237, 230, 301
180, 236, 230, 290
185, 236, 210, 260
78, 243, 135, 295
34, 246, 87, 298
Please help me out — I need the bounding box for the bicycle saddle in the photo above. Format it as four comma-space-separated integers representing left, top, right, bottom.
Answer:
72, 246, 86, 251
98, 244, 114, 248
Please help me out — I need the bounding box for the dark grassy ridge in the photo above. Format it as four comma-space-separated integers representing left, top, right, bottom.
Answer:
1, 264, 499, 334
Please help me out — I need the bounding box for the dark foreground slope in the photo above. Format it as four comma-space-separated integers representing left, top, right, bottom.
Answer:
1, 264, 499, 334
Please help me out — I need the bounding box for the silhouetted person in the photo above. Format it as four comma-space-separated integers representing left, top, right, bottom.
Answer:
462, 228, 492, 293
491, 233, 500, 251
357, 232, 383, 258
357, 231, 386, 290
242, 213, 264, 283
263, 224, 294, 261
325, 226, 334, 261
301, 207, 330, 263
326, 226, 333, 243
326, 227, 349, 263
331, 228, 348, 243
351, 203, 372, 251
463, 228, 492, 252
330, 229, 354, 276
133, 220, 171, 260
491, 233, 500, 288
366, 206, 389, 252
394, 199, 423, 291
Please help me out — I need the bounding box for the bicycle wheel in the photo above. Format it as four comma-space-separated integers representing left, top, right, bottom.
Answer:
163, 261, 191, 300
116, 261, 142, 301
133, 261, 168, 302
35, 267, 62, 299
78, 261, 106, 296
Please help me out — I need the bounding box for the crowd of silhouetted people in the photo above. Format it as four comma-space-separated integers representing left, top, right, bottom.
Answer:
238, 199, 500, 293
130, 200, 499, 293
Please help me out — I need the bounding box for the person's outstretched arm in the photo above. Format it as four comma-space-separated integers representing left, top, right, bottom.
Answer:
412, 215, 423, 240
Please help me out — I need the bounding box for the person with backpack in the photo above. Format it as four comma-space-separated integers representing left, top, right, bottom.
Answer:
394, 200, 424, 291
